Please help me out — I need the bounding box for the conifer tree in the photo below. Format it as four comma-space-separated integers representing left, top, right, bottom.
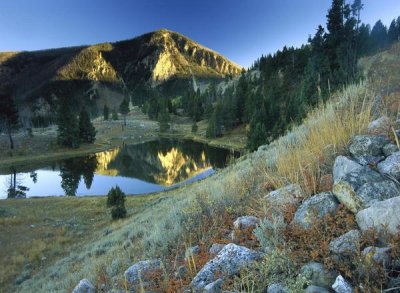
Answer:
119, 96, 130, 126
103, 104, 109, 120
56, 98, 80, 148
0, 90, 19, 150
112, 108, 118, 120
78, 107, 96, 143
370, 20, 388, 52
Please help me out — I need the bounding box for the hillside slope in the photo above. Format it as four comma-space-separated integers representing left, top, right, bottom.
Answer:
0, 29, 242, 121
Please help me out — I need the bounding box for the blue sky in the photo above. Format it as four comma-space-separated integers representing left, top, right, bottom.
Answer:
0, 0, 399, 67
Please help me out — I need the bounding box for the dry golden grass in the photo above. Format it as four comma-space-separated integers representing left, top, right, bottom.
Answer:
260, 82, 374, 196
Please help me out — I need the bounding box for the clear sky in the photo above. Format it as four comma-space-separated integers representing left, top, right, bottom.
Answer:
0, 0, 399, 67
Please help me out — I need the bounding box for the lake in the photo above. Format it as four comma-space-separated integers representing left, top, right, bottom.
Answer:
0, 139, 238, 199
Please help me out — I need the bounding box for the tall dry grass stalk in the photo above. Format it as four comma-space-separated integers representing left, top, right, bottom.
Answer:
263, 82, 374, 196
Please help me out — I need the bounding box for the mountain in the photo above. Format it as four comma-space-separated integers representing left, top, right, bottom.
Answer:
0, 29, 242, 123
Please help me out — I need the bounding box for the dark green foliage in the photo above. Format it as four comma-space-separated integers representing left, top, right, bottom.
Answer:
0, 88, 19, 150
206, 103, 223, 138
119, 96, 130, 126
103, 104, 109, 120
247, 122, 267, 152
107, 186, 127, 220
370, 20, 388, 52
112, 108, 118, 120
191, 122, 198, 133
78, 107, 96, 143
56, 97, 80, 148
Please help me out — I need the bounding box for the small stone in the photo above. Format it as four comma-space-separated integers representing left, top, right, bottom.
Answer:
332, 275, 354, 293
233, 216, 260, 230
292, 192, 339, 229
72, 279, 95, 293
367, 116, 390, 135
333, 156, 362, 182
124, 259, 163, 288
204, 279, 223, 293
383, 143, 399, 157
377, 151, 400, 180
329, 230, 360, 256
349, 135, 389, 165
300, 262, 338, 289
362, 246, 391, 267
267, 283, 288, 293
264, 184, 303, 213
209, 244, 226, 257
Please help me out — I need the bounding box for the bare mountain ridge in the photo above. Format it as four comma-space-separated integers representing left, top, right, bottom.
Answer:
0, 29, 242, 121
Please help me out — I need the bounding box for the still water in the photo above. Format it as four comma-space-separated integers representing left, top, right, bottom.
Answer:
0, 139, 238, 199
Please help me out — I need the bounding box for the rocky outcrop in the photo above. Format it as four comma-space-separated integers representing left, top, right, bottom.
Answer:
264, 184, 302, 214
332, 166, 399, 213
190, 243, 262, 291
356, 196, 400, 236
348, 135, 389, 165
72, 279, 95, 293
124, 259, 163, 291
377, 151, 400, 180
333, 156, 363, 182
329, 230, 360, 257
362, 246, 391, 267
292, 192, 339, 229
367, 116, 390, 135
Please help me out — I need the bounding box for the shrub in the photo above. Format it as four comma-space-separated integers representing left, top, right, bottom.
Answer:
106, 186, 127, 220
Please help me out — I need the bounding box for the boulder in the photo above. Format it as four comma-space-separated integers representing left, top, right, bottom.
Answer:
300, 262, 339, 289
367, 116, 390, 135
267, 283, 288, 293
233, 216, 260, 230
362, 246, 391, 267
332, 275, 354, 293
72, 279, 95, 293
349, 135, 389, 165
305, 285, 331, 293
333, 156, 363, 182
356, 196, 400, 236
124, 259, 163, 289
292, 192, 339, 229
377, 151, 400, 180
209, 243, 226, 257
203, 279, 223, 293
332, 167, 399, 213
264, 184, 303, 212
190, 243, 263, 292
329, 230, 360, 256
383, 143, 399, 157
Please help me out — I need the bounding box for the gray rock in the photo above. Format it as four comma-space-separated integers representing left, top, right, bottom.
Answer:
349, 135, 389, 165
264, 184, 303, 212
124, 259, 162, 288
332, 275, 354, 293
175, 265, 188, 279
190, 243, 263, 292
356, 196, 400, 236
185, 245, 201, 258
383, 143, 399, 157
300, 262, 338, 289
15, 269, 31, 285
367, 116, 390, 135
204, 279, 223, 293
267, 283, 288, 293
209, 244, 226, 256
362, 246, 391, 267
233, 216, 260, 230
332, 167, 397, 213
377, 151, 400, 180
329, 230, 360, 256
305, 285, 331, 293
333, 156, 363, 182
292, 192, 339, 229
72, 279, 95, 293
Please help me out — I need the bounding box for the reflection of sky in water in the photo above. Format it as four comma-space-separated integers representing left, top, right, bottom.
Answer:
0, 168, 215, 199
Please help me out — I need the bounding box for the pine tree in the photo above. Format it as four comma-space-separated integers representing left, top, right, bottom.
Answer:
107, 186, 127, 220
112, 108, 118, 120
103, 104, 109, 120
247, 121, 267, 151
388, 19, 399, 44
119, 96, 130, 127
206, 103, 223, 138
56, 97, 80, 148
370, 20, 388, 52
78, 107, 96, 144
0, 90, 19, 150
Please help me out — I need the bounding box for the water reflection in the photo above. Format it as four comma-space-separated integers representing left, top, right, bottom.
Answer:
0, 139, 238, 198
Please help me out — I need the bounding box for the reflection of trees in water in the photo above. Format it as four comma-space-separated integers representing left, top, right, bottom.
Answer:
59, 155, 98, 196
7, 168, 29, 198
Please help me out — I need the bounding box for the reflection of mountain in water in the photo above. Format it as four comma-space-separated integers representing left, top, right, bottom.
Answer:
95, 139, 232, 186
